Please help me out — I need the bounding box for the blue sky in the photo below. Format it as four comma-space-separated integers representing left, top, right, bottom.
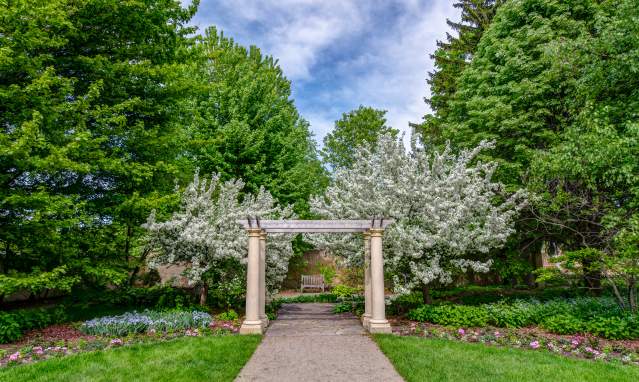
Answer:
189, 1, 460, 146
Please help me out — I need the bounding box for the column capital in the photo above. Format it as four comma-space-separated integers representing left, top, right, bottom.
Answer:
247, 228, 262, 236
368, 228, 384, 237
260, 231, 267, 239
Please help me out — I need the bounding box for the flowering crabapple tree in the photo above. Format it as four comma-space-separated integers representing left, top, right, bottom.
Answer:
308, 134, 526, 303
143, 171, 294, 305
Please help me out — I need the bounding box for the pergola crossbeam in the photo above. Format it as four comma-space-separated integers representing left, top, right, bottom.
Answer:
237, 219, 394, 233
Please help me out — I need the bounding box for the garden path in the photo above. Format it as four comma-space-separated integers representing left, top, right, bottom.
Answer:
235, 303, 404, 382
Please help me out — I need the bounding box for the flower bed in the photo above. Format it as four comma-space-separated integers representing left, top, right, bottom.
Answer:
407, 297, 639, 340
391, 319, 639, 366
80, 310, 212, 336
0, 317, 240, 368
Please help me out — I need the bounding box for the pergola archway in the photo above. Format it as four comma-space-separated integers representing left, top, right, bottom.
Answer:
237, 218, 393, 335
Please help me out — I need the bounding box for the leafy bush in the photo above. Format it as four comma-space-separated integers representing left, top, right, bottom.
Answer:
80, 310, 212, 336
408, 296, 639, 339
333, 302, 353, 314
0, 306, 68, 344
408, 305, 489, 327
331, 285, 359, 298
388, 292, 423, 316
541, 314, 586, 335
585, 316, 639, 340
0, 312, 22, 343
215, 310, 239, 321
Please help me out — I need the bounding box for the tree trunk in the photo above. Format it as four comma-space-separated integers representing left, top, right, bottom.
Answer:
124, 224, 132, 262
422, 285, 432, 305
199, 283, 208, 306
629, 276, 637, 314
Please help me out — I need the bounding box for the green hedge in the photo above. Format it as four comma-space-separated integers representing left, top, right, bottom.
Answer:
407, 297, 639, 340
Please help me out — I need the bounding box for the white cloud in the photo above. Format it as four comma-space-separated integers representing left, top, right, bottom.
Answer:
191, 0, 461, 146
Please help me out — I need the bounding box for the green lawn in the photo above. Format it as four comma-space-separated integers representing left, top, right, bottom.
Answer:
0, 336, 261, 382
374, 335, 639, 382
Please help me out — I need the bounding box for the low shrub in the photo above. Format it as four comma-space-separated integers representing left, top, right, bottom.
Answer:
0, 306, 68, 344
388, 292, 423, 316
80, 310, 212, 336
585, 316, 639, 340
407, 296, 639, 340
0, 312, 22, 343
333, 302, 353, 314
215, 309, 239, 322
331, 285, 359, 298
408, 304, 489, 327
541, 314, 586, 335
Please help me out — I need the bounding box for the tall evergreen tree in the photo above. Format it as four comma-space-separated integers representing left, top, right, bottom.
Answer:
422, 0, 504, 143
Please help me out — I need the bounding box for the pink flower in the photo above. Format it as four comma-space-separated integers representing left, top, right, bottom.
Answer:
457, 328, 466, 336
33, 346, 44, 355
110, 338, 123, 346
8, 352, 20, 361
530, 341, 540, 349
571, 339, 580, 347
494, 331, 501, 338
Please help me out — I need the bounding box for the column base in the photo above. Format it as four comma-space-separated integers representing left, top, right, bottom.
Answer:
368, 319, 392, 334
259, 315, 269, 329
362, 314, 371, 329
239, 320, 264, 335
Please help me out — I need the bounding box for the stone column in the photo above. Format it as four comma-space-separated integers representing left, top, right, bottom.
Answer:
368, 228, 391, 333
362, 232, 372, 329
240, 228, 263, 334
259, 232, 268, 329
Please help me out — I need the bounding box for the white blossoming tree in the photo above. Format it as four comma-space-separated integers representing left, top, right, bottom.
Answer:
308, 134, 526, 303
143, 171, 294, 305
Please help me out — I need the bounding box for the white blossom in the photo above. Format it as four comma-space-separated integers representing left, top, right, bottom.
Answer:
308, 134, 526, 292
143, 171, 295, 295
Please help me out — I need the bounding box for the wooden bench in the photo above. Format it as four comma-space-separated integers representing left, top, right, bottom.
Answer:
300, 274, 325, 293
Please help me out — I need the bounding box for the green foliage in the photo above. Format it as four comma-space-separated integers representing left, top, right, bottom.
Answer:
331, 285, 359, 298
408, 304, 489, 327
0, 0, 197, 293
0, 306, 68, 343
0, 266, 79, 300
422, 0, 504, 140
408, 296, 638, 339
333, 302, 354, 314
0, 312, 22, 343
215, 310, 239, 322
185, 28, 327, 216
318, 265, 337, 286
321, 105, 398, 170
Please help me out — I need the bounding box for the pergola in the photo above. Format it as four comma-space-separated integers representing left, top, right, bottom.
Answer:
237, 218, 394, 334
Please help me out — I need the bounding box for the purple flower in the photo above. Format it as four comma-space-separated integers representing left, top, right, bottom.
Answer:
110, 338, 123, 346
458, 328, 466, 336
33, 346, 44, 355
494, 331, 501, 338
9, 352, 20, 361
530, 341, 540, 349
571, 339, 580, 347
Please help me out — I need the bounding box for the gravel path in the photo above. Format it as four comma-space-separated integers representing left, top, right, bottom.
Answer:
235, 303, 404, 382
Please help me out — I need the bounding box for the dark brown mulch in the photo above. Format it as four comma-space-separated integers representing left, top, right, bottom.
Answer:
0, 324, 95, 350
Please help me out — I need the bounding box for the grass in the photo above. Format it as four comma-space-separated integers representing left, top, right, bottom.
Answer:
0, 335, 261, 382
374, 335, 639, 382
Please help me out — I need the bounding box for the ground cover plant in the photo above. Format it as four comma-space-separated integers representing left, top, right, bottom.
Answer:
407, 297, 639, 340
375, 335, 639, 382
0, 336, 260, 382
80, 310, 212, 337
